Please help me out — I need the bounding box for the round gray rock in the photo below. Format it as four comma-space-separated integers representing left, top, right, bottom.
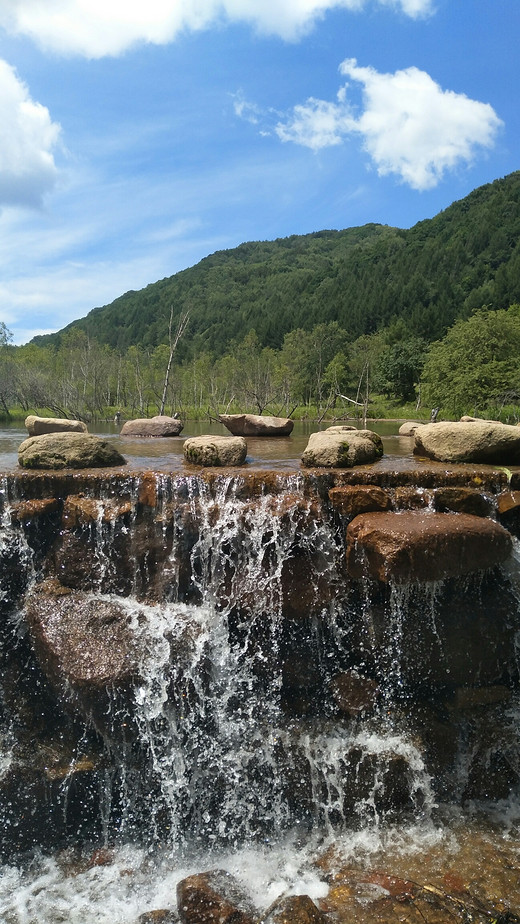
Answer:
18, 432, 127, 469
414, 420, 520, 464
301, 428, 383, 468
183, 435, 247, 466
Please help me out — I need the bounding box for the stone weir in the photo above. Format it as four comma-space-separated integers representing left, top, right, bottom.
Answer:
0, 463, 519, 857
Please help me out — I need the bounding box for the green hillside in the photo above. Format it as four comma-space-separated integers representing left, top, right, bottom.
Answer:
35, 171, 520, 359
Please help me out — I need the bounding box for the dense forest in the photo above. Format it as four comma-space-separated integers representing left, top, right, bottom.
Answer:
2, 171, 520, 423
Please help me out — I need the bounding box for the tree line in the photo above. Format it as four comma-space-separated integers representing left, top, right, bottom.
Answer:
2, 306, 519, 423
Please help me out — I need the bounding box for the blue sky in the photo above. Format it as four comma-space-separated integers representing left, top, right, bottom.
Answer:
0, 0, 517, 344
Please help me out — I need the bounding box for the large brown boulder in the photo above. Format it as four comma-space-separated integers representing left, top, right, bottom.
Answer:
24, 581, 138, 696
177, 870, 255, 924
346, 511, 512, 583
219, 413, 294, 436
18, 432, 126, 469
414, 420, 520, 464
301, 429, 383, 468
120, 415, 183, 437
25, 415, 88, 435
183, 435, 247, 466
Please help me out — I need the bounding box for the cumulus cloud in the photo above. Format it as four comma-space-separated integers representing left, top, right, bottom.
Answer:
0, 59, 61, 208
273, 59, 503, 190
0, 0, 434, 57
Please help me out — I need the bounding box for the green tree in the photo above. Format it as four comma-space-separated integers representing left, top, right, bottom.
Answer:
374, 336, 427, 402
421, 305, 520, 416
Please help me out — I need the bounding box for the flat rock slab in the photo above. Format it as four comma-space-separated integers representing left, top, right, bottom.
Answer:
183, 434, 247, 466
346, 510, 512, 583
18, 432, 126, 469
301, 429, 383, 468
414, 420, 520, 464
25, 415, 88, 435
219, 413, 294, 436
120, 415, 183, 437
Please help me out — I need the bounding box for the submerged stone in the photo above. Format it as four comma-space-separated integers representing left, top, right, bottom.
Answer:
18, 432, 126, 470
346, 511, 512, 582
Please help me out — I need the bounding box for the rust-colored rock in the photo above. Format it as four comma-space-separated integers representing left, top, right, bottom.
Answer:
9, 497, 59, 522
393, 486, 430, 509
62, 494, 132, 528
138, 471, 158, 507
346, 511, 512, 583
266, 895, 328, 924
177, 870, 255, 924
497, 490, 520, 515
432, 487, 493, 517
329, 485, 392, 517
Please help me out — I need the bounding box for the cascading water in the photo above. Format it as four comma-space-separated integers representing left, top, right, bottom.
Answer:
0, 470, 519, 922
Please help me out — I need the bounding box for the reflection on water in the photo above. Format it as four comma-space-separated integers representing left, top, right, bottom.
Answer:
0, 419, 419, 472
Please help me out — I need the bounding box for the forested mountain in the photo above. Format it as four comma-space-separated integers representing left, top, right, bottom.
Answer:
35, 171, 520, 360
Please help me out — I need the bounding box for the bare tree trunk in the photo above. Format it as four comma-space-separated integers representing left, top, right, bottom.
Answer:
159, 307, 190, 416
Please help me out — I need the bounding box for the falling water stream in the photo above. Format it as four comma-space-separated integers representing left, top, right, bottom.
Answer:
0, 464, 518, 922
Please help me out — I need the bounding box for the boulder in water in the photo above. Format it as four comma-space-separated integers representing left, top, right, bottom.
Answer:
219, 413, 294, 436
398, 421, 422, 436
329, 485, 392, 516
18, 432, 126, 469
414, 420, 520, 464
265, 895, 328, 924
346, 510, 512, 583
120, 415, 183, 437
301, 429, 383, 468
25, 415, 88, 435
183, 435, 247, 466
176, 870, 256, 924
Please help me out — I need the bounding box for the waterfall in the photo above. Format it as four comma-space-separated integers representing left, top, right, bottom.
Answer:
0, 470, 519, 922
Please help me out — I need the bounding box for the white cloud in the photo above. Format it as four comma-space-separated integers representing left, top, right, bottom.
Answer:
1, 0, 434, 57
340, 59, 503, 189
0, 59, 61, 208
273, 59, 503, 190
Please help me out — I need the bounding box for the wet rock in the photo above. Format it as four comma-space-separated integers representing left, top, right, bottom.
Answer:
301, 429, 383, 468
18, 432, 127, 470
414, 420, 520, 464
331, 671, 379, 715
432, 487, 494, 517
346, 511, 512, 583
393, 486, 430, 509
120, 415, 183, 437
25, 415, 88, 435
25, 580, 138, 697
265, 894, 328, 924
329, 485, 392, 517
9, 497, 60, 523
62, 494, 132, 528
138, 912, 179, 924
177, 870, 256, 924
451, 685, 511, 709
219, 413, 294, 436
183, 435, 247, 467
497, 490, 520, 515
